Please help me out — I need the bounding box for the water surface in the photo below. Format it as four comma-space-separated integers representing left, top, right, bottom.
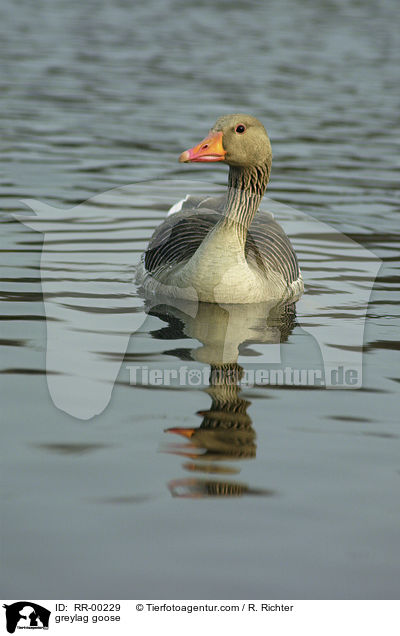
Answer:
1, 0, 400, 599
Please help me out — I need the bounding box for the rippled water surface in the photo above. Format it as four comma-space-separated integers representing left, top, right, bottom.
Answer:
1, 0, 400, 599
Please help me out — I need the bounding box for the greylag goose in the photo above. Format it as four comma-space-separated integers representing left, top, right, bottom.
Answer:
137, 114, 303, 304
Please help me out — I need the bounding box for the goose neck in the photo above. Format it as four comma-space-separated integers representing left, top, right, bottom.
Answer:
222, 165, 269, 239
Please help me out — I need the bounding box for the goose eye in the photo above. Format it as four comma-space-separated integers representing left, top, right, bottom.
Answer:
235, 124, 246, 134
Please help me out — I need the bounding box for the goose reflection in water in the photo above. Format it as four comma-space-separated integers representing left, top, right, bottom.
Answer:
147, 298, 296, 498
167, 363, 269, 499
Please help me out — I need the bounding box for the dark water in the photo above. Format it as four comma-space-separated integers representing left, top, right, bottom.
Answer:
1, 0, 400, 599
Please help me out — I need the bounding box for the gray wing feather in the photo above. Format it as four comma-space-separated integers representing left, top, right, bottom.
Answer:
144, 206, 300, 285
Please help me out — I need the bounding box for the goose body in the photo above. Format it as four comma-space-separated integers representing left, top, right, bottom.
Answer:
137, 114, 303, 304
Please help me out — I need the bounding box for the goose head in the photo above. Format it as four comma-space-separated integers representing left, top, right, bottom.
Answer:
179, 113, 272, 171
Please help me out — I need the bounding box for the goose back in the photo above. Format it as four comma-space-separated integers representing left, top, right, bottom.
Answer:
143, 203, 300, 287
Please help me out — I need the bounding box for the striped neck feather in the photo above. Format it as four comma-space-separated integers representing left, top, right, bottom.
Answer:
221, 164, 270, 242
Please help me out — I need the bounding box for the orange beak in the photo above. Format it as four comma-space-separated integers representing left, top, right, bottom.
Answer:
165, 427, 195, 439
179, 130, 226, 163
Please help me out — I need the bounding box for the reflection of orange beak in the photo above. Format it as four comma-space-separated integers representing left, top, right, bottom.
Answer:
165, 427, 195, 439
179, 131, 226, 163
